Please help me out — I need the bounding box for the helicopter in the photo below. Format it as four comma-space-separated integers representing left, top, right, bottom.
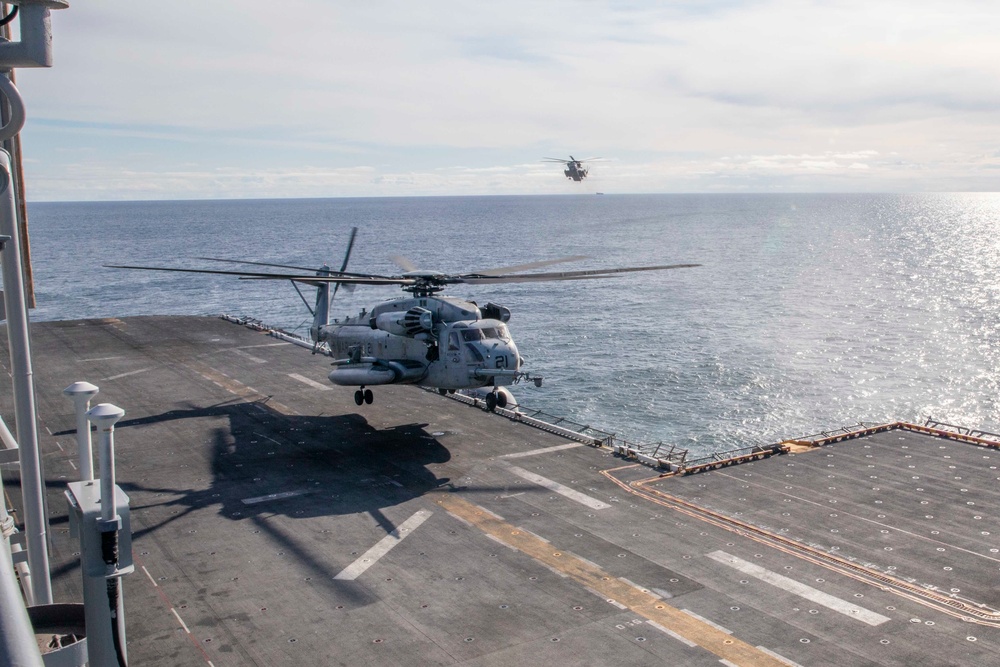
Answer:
108, 229, 699, 411
542, 156, 601, 182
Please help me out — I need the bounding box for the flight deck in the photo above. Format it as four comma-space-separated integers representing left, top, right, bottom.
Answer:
2, 316, 998, 666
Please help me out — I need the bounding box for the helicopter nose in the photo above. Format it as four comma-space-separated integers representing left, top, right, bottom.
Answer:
504, 341, 520, 369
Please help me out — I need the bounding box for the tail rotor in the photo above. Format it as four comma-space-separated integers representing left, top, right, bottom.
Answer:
310, 227, 358, 342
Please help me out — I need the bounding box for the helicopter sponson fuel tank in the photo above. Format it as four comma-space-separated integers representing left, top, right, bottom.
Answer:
329, 358, 427, 386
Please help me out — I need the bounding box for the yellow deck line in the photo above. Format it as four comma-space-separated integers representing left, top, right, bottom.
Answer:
184, 359, 298, 415
435, 493, 790, 667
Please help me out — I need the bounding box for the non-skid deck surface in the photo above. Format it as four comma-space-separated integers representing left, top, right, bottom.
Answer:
1, 316, 997, 666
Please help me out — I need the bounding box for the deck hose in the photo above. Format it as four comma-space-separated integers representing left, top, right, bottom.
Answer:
102, 530, 128, 667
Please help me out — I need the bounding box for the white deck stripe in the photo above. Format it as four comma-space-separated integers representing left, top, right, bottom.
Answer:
334, 510, 431, 580
253, 432, 283, 446
707, 551, 890, 626
232, 349, 267, 363
102, 367, 154, 381
501, 442, 584, 458
504, 464, 611, 510
646, 620, 697, 647
756, 646, 807, 667
241, 490, 308, 505
288, 373, 331, 391
141, 565, 158, 587
681, 608, 732, 634
170, 607, 190, 634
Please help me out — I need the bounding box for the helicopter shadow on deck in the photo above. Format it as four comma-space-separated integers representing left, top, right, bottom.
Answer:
116, 398, 464, 533
112, 398, 490, 605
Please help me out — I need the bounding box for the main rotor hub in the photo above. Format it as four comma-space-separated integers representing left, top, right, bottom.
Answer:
401, 273, 450, 296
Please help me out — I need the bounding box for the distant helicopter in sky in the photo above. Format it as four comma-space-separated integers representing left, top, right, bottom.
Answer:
109, 229, 699, 411
542, 156, 601, 182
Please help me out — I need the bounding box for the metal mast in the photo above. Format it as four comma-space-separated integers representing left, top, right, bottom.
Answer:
0, 0, 69, 610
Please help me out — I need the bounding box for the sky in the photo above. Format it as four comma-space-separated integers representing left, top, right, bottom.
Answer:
10, 0, 1000, 201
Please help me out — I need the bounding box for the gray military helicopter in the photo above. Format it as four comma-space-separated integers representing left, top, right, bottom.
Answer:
542, 156, 601, 182
109, 229, 698, 410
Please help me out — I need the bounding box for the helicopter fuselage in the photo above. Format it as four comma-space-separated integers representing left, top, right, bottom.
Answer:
564, 163, 588, 181
108, 229, 696, 410
317, 295, 522, 391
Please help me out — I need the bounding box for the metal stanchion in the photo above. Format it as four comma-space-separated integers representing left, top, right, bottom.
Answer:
66, 403, 132, 667
63, 382, 99, 481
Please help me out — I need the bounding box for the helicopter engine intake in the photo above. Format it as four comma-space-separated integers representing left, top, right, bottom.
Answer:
479, 302, 511, 323
371, 307, 434, 337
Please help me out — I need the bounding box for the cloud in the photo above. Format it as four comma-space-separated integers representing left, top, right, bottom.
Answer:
13, 0, 1000, 199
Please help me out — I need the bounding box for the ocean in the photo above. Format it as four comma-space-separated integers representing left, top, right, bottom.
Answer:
25, 193, 1000, 457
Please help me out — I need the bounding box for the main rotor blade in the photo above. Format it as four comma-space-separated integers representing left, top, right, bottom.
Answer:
194, 257, 391, 280
462, 274, 621, 284
240, 275, 414, 286
196, 257, 320, 273
390, 254, 419, 272
338, 227, 358, 274
332, 227, 359, 301
461, 263, 701, 284
467, 255, 589, 277
106, 264, 413, 286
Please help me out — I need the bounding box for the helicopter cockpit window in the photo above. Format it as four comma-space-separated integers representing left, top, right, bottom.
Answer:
448, 331, 460, 351
461, 329, 485, 342
479, 326, 509, 341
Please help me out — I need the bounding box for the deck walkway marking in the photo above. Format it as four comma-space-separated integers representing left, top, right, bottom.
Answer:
708, 551, 890, 626
503, 463, 611, 510
436, 492, 789, 667
334, 510, 432, 581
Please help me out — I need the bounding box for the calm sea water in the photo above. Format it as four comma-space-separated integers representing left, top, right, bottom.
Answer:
25, 193, 1000, 457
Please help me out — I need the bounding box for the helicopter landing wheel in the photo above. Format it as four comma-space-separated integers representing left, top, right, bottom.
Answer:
354, 390, 364, 406
364, 389, 374, 405
496, 391, 507, 409
485, 392, 497, 412
438, 388, 448, 396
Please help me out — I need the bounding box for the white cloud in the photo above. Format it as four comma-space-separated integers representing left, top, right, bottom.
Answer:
13, 0, 1000, 199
